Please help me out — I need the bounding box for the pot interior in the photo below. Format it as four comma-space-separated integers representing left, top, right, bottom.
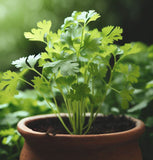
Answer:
26, 115, 136, 135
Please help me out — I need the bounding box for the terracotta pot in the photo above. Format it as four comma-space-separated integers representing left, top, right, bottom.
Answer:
17, 114, 145, 160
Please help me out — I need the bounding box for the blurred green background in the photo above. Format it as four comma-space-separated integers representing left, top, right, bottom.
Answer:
0, 0, 153, 160
0, 0, 153, 71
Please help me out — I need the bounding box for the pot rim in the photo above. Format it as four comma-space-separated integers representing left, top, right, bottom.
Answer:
17, 113, 145, 140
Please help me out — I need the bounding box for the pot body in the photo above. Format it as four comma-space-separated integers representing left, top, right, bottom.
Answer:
17, 114, 145, 160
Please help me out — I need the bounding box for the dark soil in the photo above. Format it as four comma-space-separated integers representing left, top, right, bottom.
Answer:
27, 115, 136, 135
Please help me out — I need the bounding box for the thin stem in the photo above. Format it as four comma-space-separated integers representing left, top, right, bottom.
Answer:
30, 68, 49, 83
83, 104, 94, 134
80, 23, 86, 48
30, 69, 73, 134
92, 76, 94, 95
76, 101, 79, 134
58, 86, 74, 128
76, 24, 85, 58
79, 99, 83, 134
84, 54, 98, 83
43, 96, 72, 135
57, 115, 73, 135
110, 86, 120, 94
67, 99, 75, 132
19, 78, 34, 88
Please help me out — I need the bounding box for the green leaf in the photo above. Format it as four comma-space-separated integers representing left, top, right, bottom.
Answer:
0, 71, 19, 103
120, 89, 133, 109
13, 111, 29, 117
102, 26, 114, 36
0, 114, 18, 125
99, 65, 108, 79
0, 128, 15, 136
12, 57, 29, 71
128, 100, 149, 113
61, 10, 100, 30
56, 76, 76, 85
14, 89, 38, 100
60, 29, 74, 49
27, 54, 41, 68
0, 111, 29, 126
12, 54, 41, 70
115, 63, 129, 73
87, 10, 101, 24
88, 63, 98, 76
88, 92, 103, 104
120, 43, 142, 59
102, 26, 123, 45
68, 83, 90, 101
46, 30, 61, 49
146, 80, 153, 88
100, 45, 117, 57
148, 45, 153, 58
111, 107, 120, 114
69, 25, 82, 40
61, 11, 78, 30
82, 29, 101, 54
32, 77, 51, 94
77, 10, 100, 24
61, 16, 76, 30
58, 61, 79, 76
39, 52, 52, 67
43, 54, 79, 76
87, 62, 107, 79
24, 20, 51, 42
127, 65, 140, 83
46, 42, 73, 59
41, 52, 52, 60
116, 64, 140, 83
77, 11, 88, 23
61, 25, 82, 51
2, 136, 13, 145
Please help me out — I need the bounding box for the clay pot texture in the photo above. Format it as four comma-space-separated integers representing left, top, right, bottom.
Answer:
17, 114, 145, 160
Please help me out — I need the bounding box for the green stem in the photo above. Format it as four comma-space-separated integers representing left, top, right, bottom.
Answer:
67, 99, 76, 132
19, 78, 34, 88
57, 85, 74, 129
79, 99, 83, 134
110, 86, 120, 94
83, 104, 94, 134
84, 53, 98, 83
92, 76, 94, 95
43, 96, 72, 135
57, 114, 73, 135
30, 68, 49, 83
76, 23, 86, 59
76, 101, 79, 134
80, 24, 86, 48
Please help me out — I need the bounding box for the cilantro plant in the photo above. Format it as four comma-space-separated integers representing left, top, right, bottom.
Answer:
0, 10, 143, 135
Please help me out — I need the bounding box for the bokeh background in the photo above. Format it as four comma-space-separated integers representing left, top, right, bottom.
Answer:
0, 0, 153, 160
0, 0, 153, 71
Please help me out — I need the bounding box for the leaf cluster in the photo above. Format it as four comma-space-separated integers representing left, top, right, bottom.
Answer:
0, 10, 145, 134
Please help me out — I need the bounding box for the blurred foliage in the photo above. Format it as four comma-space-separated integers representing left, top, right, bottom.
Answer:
0, 89, 52, 160
101, 43, 153, 160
